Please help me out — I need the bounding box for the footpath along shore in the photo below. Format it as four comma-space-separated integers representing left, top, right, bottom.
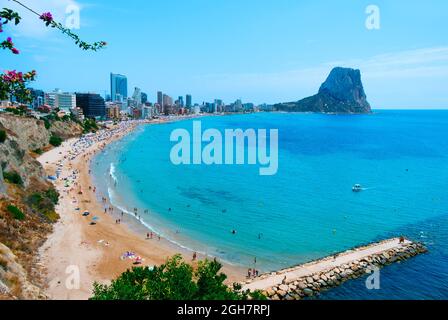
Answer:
242, 238, 427, 300
37, 118, 245, 300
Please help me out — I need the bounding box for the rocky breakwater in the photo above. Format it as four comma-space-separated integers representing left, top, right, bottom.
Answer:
243, 239, 427, 300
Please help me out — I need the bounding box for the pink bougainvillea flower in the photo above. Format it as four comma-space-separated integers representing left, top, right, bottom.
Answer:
40, 12, 53, 23
12, 48, 19, 54
7, 37, 12, 43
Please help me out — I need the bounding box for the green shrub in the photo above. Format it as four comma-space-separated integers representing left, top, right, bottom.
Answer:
43, 118, 51, 130
5, 108, 25, 116
3, 171, 23, 185
49, 135, 63, 147
82, 118, 98, 133
7, 205, 26, 221
27, 190, 60, 222
0, 130, 6, 143
90, 255, 266, 301
32, 148, 43, 155
45, 188, 60, 205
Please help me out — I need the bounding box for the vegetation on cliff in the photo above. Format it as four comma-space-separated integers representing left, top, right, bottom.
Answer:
6, 205, 25, 221
0, 130, 6, 143
2, 170, 23, 186
49, 135, 63, 147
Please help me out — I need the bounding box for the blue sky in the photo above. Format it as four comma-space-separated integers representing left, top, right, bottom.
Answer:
2, 0, 448, 108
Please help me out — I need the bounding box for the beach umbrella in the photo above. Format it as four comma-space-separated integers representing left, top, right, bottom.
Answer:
92, 216, 99, 221
82, 211, 90, 216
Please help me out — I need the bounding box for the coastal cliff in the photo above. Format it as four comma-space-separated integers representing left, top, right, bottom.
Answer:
0, 113, 83, 299
274, 67, 372, 114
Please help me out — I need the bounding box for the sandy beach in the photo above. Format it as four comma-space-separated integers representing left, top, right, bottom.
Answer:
37, 119, 245, 300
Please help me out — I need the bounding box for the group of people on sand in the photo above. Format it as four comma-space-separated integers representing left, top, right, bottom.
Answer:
247, 268, 260, 279
146, 232, 161, 241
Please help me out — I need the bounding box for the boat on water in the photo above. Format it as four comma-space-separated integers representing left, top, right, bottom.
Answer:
352, 184, 363, 192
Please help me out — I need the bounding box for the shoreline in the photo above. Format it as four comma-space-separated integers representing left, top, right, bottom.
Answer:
37, 117, 245, 300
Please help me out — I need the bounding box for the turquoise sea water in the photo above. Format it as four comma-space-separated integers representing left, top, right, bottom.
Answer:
92, 111, 448, 299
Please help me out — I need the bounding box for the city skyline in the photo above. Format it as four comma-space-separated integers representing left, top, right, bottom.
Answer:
2, 0, 448, 108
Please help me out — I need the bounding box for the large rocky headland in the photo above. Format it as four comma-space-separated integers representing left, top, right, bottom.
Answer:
274, 67, 372, 114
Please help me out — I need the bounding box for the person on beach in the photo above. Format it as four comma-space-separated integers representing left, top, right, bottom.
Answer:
192, 252, 197, 261
247, 269, 252, 278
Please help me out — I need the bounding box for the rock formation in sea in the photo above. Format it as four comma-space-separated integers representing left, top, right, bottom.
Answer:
274, 67, 372, 114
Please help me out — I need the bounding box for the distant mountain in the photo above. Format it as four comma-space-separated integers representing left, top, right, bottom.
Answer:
274, 67, 372, 114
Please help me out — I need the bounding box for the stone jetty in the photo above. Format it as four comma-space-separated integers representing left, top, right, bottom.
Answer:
242, 238, 427, 300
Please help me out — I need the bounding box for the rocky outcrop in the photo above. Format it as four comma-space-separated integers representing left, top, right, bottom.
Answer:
0, 243, 46, 300
0, 115, 50, 188
274, 67, 372, 114
0, 166, 5, 195
50, 120, 83, 140
246, 241, 427, 300
0, 114, 82, 188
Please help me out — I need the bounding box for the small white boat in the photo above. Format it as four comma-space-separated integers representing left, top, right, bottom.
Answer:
352, 184, 363, 192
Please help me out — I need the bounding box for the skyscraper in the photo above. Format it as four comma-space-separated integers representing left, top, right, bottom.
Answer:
163, 94, 173, 107
186, 94, 192, 108
110, 73, 128, 102
132, 87, 142, 106
178, 96, 184, 107
157, 91, 163, 107
141, 92, 148, 104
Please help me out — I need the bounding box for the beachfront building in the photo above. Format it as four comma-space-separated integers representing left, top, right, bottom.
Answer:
157, 91, 163, 107
44, 89, 76, 113
234, 99, 243, 112
141, 92, 148, 104
106, 102, 121, 120
193, 104, 201, 115
178, 96, 184, 108
163, 94, 173, 108
186, 94, 192, 108
29, 88, 44, 109
69, 107, 85, 121
0, 100, 12, 111
110, 73, 128, 102
142, 105, 156, 119
132, 87, 142, 107
76, 93, 106, 119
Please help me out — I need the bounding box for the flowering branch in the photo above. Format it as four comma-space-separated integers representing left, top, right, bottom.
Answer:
0, 70, 36, 102
38, 11, 106, 51
8, 0, 107, 51
1, 1, 106, 104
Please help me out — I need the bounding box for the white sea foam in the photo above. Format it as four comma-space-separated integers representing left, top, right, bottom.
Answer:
109, 163, 118, 185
